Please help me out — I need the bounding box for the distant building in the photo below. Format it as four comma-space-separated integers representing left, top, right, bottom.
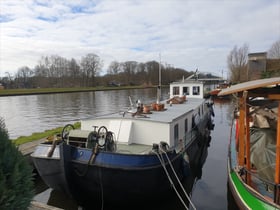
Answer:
0, 83, 4, 90
247, 52, 280, 80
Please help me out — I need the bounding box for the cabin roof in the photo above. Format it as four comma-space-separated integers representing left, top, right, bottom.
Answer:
218, 77, 280, 96
95, 98, 205, 124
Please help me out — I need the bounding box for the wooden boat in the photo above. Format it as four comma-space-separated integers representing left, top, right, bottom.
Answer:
31, 79, 214, 208
218, 77, 280, 209
209, 82, 230, 97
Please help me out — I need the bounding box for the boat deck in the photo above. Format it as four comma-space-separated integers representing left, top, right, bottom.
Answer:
116, 143, 152, 154
96, 98, 205, 123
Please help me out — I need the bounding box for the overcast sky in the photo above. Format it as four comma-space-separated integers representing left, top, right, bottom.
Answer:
1, 0, 280, 78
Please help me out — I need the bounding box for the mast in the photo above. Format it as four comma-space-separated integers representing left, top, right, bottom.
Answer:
157, 53, 161, 104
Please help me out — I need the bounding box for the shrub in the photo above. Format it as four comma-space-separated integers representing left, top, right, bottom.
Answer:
0, 117, 34, 209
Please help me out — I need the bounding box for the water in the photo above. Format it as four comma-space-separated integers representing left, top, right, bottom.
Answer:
0, 89, 235, 209
192, 99, 234, 210
0, 88, 168, 139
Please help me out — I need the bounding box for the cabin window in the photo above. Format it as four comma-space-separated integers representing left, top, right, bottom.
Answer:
185, 119, 188, 133
174, 124, 179, 145
192, 115, 195, 128
173, 86, 180, 95
193, 86, 200, 95
183, 87, 189, 95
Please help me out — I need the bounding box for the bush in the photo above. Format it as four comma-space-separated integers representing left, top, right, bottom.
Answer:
0, 118, 34, 209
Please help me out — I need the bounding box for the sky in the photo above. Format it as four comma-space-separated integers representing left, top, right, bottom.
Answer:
0, 0, 280, 78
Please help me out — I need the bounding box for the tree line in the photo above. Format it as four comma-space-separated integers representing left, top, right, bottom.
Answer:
4, 38, 277, 89
1, 53, 207, 89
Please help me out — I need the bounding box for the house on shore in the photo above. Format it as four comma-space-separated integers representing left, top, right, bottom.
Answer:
247, 52, 280, 80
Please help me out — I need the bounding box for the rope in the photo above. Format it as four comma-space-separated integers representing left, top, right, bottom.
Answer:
152, 151, 190, 210
159, 148, 197, 210
98, 167, 104, 210
74, 145, 98, 177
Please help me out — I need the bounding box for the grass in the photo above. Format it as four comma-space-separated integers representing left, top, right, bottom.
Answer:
0, 85, 151, 96
12, 122, 81, 146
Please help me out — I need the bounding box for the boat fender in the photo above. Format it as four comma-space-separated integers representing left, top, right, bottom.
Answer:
207, 119, 215, 130
182, 152, 190, 177
206, 102, 215, 117
235, 119, 239, 150
194, 114, 200, 126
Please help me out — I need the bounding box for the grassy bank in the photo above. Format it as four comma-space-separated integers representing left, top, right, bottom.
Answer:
0, 85, 152, 97
13, 122, 81, 146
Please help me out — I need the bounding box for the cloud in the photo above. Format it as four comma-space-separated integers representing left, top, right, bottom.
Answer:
0, 0, 279, 77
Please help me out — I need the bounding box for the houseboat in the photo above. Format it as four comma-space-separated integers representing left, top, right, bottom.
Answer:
32, 78, 214, 208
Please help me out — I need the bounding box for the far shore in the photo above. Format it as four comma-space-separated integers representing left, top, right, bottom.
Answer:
0, 85, 159, 97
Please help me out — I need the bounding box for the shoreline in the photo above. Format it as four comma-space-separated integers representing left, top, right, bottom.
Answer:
0, 85, 156, 97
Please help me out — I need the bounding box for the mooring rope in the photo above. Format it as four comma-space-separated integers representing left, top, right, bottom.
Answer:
98, 167, 104, 210
159, 148, 197, 210
152, 151, 190, 210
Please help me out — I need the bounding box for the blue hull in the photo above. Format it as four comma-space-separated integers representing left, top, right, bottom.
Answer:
62, 143, 185, 204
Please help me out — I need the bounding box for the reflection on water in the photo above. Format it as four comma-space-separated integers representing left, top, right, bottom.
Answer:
191, 98, 235, 210
34, 176, 78, 210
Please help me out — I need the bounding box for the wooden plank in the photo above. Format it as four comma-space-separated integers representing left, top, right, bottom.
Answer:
218, 77, 280, 96
275, 101, 280, 204
268, 94, 280, 100
238, 94, 246, 166
275, 102, 280, 184
245, 102, 251, 185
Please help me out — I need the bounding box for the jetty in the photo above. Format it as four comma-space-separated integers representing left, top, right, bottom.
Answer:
29, 201, 63, 210
18, 138, 47, 165
17, 139, 62, 210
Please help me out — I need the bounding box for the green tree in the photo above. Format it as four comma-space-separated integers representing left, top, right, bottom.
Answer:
0, 117, 34, 209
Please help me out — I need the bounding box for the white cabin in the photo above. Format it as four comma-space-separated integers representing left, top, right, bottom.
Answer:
170, 80, 204, 99
80, 80, 210, 152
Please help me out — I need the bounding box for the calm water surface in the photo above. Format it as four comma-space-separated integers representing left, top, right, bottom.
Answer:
0, 89, 235, 209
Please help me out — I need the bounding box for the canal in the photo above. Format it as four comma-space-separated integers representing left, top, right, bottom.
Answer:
0, 88, 235, 209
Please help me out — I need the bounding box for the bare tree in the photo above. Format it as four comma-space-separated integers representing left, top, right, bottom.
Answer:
145, 61, 159, 85
15, 66, 33, 88
227, 44, 249, 83
68, 58, 80, 87
121, 61, 137, 85
80, 53, 103, 86
107, 61, 120, 75
268, 40, 280, 59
